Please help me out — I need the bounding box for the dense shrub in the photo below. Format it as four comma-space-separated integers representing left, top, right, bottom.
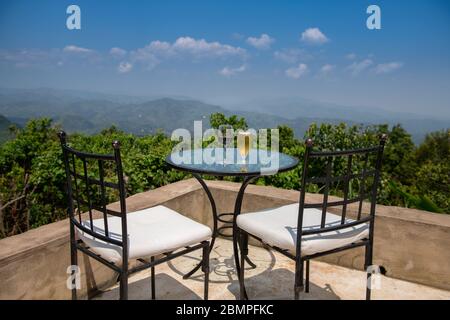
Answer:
0, 116, 448, 238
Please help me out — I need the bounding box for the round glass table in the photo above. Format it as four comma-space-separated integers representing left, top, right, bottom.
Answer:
165, 148, 299, 298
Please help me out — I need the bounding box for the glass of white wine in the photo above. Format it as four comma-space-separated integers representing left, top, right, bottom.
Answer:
237, 131, 251, 164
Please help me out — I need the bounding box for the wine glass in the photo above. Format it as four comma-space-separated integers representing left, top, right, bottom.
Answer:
237, 131, 251, 164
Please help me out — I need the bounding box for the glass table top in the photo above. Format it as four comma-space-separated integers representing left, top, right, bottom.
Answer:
166, 148, 299, 176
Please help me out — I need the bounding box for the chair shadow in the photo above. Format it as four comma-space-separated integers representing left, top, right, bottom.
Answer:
96, 273, 202, 300
227, 268, 341, 300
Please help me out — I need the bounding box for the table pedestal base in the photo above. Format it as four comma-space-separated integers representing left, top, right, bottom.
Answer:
182, 174, 258, 299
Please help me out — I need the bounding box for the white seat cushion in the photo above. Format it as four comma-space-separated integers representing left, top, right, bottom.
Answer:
77, 205, 212, 264
237, 203, 369, 256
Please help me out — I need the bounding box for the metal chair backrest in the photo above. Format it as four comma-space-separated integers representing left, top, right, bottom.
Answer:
296, 134, 387, 256
58, 131, 128, 254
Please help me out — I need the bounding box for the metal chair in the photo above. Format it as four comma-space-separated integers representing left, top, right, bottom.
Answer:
58, 131, 211, 300
236, 135, 387, 300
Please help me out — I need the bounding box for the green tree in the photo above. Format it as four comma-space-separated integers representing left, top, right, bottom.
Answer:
415, 129, 449, 164
413, 129, 450, 212
0, 118, 62, 236
382, 124, 417, 185
209, 113, 248, 130
277, 125, 297, 152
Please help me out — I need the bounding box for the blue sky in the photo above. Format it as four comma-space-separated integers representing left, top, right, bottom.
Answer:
0, 0, 449, 117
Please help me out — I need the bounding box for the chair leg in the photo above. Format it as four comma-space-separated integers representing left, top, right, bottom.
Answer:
151, 256, 156, 300
202, 241, 210, 300
70, 239, 78, 300
119, 272, 128, 300
239, 231, 248, 300
294, 259, 304, 300
365, 244, 373, 301
305, 260, 310, 293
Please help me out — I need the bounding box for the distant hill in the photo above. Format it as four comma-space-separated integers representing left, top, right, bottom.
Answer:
226, 97, 450, 143
0, 88, 355, 138
0, 88, 448, 143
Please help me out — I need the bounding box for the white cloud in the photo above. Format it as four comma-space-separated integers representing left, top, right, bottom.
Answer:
147, 40, 172, 52
320, 64, 335, 75
129, 37, 246, 70
63, 45, 94, 54
1, 37, 246, 74
347, 59, 373, 75
62, 45, 101, 65
219, 65, 246, 77
130, 44, 163, 70
301, 28, 329, 44
110, 47, 127, 58
285, 63, 308, 79
118, 61, 133, 73
374, 62, 403, 74
246, 34, 275, 50
274, 48, 311, 64
346, 53, 357, 60
172, 37, 246, 57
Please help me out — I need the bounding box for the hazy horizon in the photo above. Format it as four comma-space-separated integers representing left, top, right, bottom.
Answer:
2, 85, 449, 122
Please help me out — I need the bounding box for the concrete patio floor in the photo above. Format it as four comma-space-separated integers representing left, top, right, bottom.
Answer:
96, 238, 450, 300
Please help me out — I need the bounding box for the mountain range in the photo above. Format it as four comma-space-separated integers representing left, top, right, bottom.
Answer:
0, 87, 448, 144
